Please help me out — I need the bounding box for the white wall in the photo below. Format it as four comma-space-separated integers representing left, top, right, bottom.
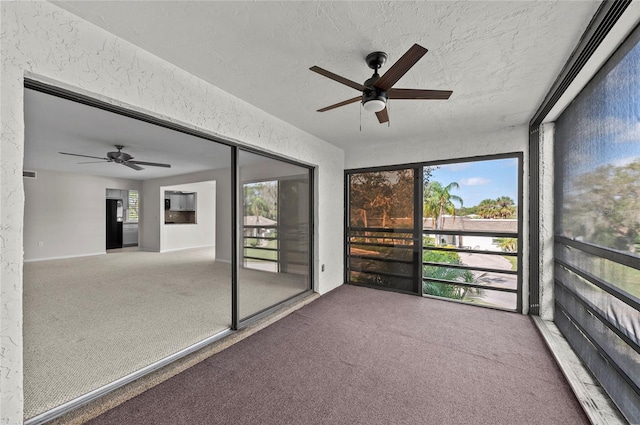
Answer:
539, 123, 555, 321
23, 169, 142, 261
344, 125, 530, 314
345, 125, 528, 170
1, 3, 344, 422
161, 181, 216, 253
141, 169, 232, 260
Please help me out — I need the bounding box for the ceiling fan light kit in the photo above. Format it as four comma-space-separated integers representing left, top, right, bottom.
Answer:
310, 43, 452, 124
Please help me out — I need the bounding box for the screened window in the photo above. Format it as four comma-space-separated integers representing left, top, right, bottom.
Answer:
346, 154, 522, 312
554, 23, 640, 423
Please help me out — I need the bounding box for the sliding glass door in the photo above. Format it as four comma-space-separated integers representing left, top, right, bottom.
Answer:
346, 154, 522, 312
346, 167, 420, 294
22, 82, 315, 423
238, 150, 313, 322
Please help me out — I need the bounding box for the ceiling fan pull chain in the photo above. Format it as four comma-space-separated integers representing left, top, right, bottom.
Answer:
359, 103, 362, 132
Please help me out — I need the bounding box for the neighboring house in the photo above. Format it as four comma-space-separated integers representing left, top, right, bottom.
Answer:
243, 215, 277, 240
423, 216, 517, 250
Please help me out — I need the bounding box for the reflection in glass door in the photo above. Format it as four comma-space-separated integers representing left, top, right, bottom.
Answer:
346, 168, 420, 293
238, 150, 312, 322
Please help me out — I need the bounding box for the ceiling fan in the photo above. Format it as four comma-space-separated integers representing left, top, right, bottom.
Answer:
310, 44, 452, 124
59, 145, 171, 171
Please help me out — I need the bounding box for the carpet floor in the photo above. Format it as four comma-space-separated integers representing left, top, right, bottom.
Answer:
86, 285, 588, 425
23, 247, 308, 419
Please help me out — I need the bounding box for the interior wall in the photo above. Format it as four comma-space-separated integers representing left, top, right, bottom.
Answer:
161, 181, 216, 253
344, 125, 530, 313
0, 3, 344, 422
141, 169, 231, 259
23, 168, 142, 261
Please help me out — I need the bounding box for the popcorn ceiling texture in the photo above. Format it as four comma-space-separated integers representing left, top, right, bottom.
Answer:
1, 2, 344, 423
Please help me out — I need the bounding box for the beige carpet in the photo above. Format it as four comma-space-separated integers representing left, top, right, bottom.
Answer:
23, 247, 308, 420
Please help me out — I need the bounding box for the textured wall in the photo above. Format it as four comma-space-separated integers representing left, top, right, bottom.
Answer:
0, 2, 344, 422
539, 123, 555, 320
345, 125, 528, 170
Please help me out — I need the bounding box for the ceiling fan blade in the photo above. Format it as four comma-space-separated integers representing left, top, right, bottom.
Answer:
128, 160, 171, 168
77, 161, 110, 164
310, 66, 365, 91
376, 108, 389, 124
388, 88, 452, 100
374, 44, 428, 91
59, 152, 109, 161
123, 162, 144, 171
317, 96, 362, 112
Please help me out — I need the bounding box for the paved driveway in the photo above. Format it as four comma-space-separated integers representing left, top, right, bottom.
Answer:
458, 252, 517, 309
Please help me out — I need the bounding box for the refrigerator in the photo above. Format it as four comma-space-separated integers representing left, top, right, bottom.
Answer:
106, 199, 124, 250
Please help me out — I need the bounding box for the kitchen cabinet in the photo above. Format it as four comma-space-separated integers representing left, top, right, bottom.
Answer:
166, 191, 196, 211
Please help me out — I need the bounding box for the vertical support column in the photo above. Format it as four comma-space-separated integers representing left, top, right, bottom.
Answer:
413, 166, 423, 295
539, 123, 555, 320
231, 147, 239, 330
528, 127, 541, 315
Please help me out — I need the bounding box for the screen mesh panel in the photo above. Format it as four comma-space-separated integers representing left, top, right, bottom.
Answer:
554, 24, 640, 422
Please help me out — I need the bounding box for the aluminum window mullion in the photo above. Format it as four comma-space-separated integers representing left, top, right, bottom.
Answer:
425, 246, 518, 257
556, 236, 640, 270
555, 301, 640, 397
555, 278, 640, 356
422, 277, 518, 294
422, 262, 518, 275
555, 258, 640, 313
423, 230, 518, 238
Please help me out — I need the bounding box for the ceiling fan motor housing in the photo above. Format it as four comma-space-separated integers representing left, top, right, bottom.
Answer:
362, 86, 387, 107
362, 70, 387, 111
107, 150, 132, 163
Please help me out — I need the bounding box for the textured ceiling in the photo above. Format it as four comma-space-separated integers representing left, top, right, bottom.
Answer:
53, 1, 600, 151
24, 89, 233, 180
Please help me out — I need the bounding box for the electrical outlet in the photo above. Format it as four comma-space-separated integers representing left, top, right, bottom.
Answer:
321, 264, 325, 272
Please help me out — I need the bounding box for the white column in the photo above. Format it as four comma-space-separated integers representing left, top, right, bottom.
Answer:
539, 122, 555, 321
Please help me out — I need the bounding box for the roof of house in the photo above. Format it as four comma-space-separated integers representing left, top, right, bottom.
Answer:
423, 216, 517, 233
244, 215, 277, 226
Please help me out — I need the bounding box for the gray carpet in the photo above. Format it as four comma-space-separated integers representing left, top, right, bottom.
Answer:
23, 247, 308, 419
86, 285, 588, 425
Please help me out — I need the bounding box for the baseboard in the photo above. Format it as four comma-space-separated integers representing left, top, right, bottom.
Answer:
159, 245, 214, 253
24, 252, 106, 263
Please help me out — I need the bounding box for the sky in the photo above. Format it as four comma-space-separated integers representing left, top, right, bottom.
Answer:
426, 157, 519, 208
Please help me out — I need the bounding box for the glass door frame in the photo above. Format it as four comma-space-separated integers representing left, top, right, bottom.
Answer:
22, 79, 316, 425
345, 152, 523, 313
234, 147, 315, 329
344, 164, 423, 295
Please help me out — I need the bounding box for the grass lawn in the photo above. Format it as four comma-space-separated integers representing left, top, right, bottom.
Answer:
244, 239, 278, 261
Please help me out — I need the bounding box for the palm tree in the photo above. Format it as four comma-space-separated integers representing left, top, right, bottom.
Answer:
494, 237, 517, 252
495, 196, 516, 219
424, 181, 463, 245
477, 198, 497, 218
